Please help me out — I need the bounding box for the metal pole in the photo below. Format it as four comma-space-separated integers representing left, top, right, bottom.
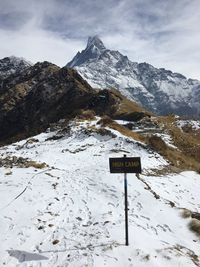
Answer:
124, 154, 129, 246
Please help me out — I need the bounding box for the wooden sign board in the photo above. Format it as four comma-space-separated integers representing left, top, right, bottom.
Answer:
109, 157, 141, 173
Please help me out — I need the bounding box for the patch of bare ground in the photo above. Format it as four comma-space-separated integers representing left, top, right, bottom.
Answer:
97, 116, 145, 142
97, 114, 199, 172
162, 245, 200, 266
189, 219, 200, 237
76, 109, 96, 121
180, 208, 200, 238
110, 88, 152, 121
0, 156, 48, 169
144, 165, 181, 176
147, 115, 200, 172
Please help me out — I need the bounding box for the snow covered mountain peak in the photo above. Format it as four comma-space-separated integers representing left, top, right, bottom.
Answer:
67, 35, 107, 68
67, 37, 200, 117
0, 56, 32, 80
87, 35, 106, 51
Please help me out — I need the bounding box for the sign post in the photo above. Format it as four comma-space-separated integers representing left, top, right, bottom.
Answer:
124, 155, 129, 246
109, 154, 141, 246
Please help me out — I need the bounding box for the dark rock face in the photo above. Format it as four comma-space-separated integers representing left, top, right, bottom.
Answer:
88, 89, 118, 115
0, 62, 96, 142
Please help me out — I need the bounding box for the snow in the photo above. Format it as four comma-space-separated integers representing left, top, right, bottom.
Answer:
153, 133, 177, 149
0, 118, 199, 266
177, 120, 200, 131
67, 36, 200, 115
0, 56, 32, 79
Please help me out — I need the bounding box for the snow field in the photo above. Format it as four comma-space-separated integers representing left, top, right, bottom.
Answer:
0, 119, 199, 266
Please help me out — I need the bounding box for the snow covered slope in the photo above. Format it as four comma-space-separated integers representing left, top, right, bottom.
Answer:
67, 36, 200, 116
0, 56, 32, 80
0, 118, 199, 266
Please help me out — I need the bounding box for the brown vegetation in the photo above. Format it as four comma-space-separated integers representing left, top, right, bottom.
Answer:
25, 161, 47, 169
97, 116, 145, 142
110, 88, 151, 121
0, 156, 47, 169
76, 109, 96, 120
148, 116, 200, 172
189, 219, 200, 236
181, 209, 192, 219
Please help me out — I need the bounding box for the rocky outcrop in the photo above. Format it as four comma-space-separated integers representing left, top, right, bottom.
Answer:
0, 62, 95, 142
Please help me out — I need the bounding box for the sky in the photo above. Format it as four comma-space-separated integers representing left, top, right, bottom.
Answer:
0, 0, 200, 79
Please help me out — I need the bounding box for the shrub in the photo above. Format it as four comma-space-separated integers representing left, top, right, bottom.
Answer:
181, 209, 191, 218
148, 135, 167, 154
97, 116, 113, 126
25, 161, 47, 169
77, 109, 96, 120
189, 219, 200, 236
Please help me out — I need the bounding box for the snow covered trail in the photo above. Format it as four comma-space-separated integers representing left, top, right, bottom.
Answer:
0, 119, 199, 266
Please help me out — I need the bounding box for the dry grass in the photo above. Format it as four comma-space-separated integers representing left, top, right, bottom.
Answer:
108, 88, 151, 121
76, 109, 96, 120
87, 123, 117, 138
97, 116, 145, 142
25, 161, 47, 169
97, 116, 114, 126
110, 122, 145, 142
0, 155, 48, 169
148, 134, 200, 171
181, 209, 192, 219
151, 116, 200, 172
148, 135, 167, 154
110, 88, 149, 114
97, 114, 200, 172
144, 165, 181, 176
189, 219, 200, 236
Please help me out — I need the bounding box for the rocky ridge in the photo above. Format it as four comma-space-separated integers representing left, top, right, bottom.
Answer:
0, 56, 32, 80
0, 60, 149, 143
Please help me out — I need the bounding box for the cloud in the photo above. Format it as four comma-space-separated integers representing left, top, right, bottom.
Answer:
0, 28, 84, 66
0, 0, 200, 79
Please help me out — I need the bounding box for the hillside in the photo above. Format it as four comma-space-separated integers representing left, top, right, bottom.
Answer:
0, 59, 149, 144
0, 117, 200, 266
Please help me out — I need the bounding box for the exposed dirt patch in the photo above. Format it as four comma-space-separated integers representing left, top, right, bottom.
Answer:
0, 156, 48, 169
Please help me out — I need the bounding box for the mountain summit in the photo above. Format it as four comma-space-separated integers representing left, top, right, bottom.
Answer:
87, 35, 106, 51
0, 56, 32, 80
67, 36, 200, 117
67, 36, 106, 67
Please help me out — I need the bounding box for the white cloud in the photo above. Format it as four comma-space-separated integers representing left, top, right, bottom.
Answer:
0, 27, 84, 66
0, 0, 200, 79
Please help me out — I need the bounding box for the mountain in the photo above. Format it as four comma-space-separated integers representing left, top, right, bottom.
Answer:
67, 36, 200, 117
0, 56, 32, 80
0, 47, 200, 267
0, 60, 149, 143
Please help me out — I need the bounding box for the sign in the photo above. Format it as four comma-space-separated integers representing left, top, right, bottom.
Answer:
109, 154, 142, 246
109, 157, 141, 173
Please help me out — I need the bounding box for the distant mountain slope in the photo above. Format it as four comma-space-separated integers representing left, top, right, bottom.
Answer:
0, 56, 32, 80
67, 36, 200, 116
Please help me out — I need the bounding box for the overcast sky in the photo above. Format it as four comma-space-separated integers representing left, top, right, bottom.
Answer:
0, 0, 200, 79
